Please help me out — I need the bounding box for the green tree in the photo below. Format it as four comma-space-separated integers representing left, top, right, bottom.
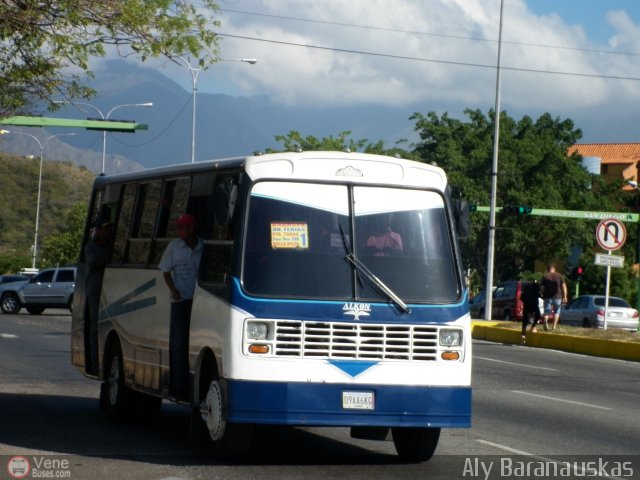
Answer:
0, 252, 32, 275
41, 203, 88, 267
411, 109, 624, 289
269, 130, 415, 158
0, 1, 221, 117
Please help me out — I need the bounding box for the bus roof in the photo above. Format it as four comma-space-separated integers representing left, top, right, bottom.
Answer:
244, 151, 447, 190
92, 151, 447, 191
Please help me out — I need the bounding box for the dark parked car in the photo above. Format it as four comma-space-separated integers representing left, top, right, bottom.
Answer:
469, 288, 496, 319
491, 280, 544, 321
562, 295, 639, 330
0, 267, 76, 315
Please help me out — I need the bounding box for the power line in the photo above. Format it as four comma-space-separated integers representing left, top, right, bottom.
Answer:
112, 94, 192, 148
218, 32, 640, 82
220, 7, 640, 59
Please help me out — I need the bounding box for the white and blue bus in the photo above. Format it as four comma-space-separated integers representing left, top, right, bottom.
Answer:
71, 151, 471, 460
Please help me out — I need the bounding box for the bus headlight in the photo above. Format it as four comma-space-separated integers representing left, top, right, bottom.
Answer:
246, 321, 269, 340
439, 328, 462, 347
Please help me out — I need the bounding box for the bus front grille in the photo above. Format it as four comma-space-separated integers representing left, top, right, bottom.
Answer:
273, 321, 438, 361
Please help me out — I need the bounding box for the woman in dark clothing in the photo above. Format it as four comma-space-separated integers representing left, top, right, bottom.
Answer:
521, 281, 541, 344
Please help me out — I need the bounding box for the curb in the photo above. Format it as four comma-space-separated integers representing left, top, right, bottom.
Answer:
471, 320, 640, 362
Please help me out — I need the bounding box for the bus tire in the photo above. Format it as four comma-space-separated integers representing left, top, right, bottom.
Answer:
197, 379, 253, 456
102, 341, 132, 421
391, 427, 440, 462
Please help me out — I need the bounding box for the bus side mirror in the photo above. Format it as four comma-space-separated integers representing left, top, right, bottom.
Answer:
453, 198, 471, 239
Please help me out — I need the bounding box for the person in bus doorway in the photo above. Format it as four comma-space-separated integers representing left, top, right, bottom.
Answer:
159, 213, 203, 401
540, 264, 568, 331
84, 217, 112, 375
520, 280, 541, 344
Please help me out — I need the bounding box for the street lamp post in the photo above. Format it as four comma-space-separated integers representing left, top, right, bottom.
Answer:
484, 0, 505, 321
178, 57, 257, 164
178, 57, 201, 164
626, 180, 640, 331
0, 130, 76, 269
55, 101, 153, 174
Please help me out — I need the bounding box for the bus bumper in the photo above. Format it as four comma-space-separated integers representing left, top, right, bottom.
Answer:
225, 380, 471, 428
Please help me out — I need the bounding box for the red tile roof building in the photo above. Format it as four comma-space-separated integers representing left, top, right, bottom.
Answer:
569, 143, 640, 190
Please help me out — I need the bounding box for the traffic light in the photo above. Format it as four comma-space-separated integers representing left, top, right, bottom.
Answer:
519, 205, 533, 215
469, 204, 478, 212
570, 266, 584, 281
502, 205, 532, 215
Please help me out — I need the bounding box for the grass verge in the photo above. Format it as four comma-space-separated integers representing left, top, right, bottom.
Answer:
485, 319, 640, 343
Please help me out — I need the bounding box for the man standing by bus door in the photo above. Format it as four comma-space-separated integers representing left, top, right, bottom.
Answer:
159, 213, 203, 401
85, 217, 112, 376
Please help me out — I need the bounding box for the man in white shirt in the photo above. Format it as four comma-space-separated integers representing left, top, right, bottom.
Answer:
159, 213, 203, 401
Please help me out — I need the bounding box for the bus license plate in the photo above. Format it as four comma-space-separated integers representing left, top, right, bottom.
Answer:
342, 391, 375, 410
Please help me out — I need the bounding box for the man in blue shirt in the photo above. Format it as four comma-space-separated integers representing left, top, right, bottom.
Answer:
159, 213, 203, 401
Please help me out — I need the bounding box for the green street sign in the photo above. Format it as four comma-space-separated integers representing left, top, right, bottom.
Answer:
0, 116, 148, 132
470, 206, 639, 223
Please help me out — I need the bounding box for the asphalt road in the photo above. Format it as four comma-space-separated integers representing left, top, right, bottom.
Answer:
1, 311, 639, 480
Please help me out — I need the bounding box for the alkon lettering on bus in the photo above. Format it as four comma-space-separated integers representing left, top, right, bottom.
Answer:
343, 302, 371, 321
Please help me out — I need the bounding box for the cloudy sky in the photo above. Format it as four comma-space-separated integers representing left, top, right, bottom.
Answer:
154, 0, 640, 143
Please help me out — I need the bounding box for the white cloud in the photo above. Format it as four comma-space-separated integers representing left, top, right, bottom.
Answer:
212, 0, 640, 117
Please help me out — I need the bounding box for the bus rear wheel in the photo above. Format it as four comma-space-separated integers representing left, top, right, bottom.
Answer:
391, 427, 440, 462
195, 379, 253, 456
102, 342, 132, 421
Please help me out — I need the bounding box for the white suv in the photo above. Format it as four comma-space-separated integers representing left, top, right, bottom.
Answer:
0, 267, 76, 315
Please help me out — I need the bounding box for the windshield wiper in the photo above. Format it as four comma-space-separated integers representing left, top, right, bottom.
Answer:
344, 253, 411, 314
339, 224, 410, 314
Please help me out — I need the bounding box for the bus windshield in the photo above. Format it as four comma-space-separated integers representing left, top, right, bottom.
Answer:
242, 181, 460, 303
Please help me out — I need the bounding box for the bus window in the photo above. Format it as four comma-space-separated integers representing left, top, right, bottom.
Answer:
353, 187, 459, 303
80, 189, 104, 262
150, 177, 191, 265
111, 183, 136, 265
165, 178, 191, 238
200, 175, 239, 288
127, 180, 162, 265
242, 182, 352, 299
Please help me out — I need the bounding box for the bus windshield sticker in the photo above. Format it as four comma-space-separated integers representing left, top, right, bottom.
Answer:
271, 222, 310, 249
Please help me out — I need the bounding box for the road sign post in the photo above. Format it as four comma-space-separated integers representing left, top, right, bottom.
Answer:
595, 218, 627, 330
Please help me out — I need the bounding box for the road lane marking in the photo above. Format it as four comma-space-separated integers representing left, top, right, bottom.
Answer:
475, 356, 558, 371
0, 333, 18, 339
476, 439, 532, 455
512, 390, 612, 411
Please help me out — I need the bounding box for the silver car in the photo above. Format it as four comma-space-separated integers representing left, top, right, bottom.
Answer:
562, 295, 639, 331
0, 267, 76, 315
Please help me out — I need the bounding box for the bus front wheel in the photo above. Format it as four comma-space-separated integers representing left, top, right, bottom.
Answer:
391, 427, 440, 462
197, 379, 253, 455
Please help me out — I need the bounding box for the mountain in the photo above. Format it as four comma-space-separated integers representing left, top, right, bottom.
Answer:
84, 60, 427, 170
0, 152, 94, 255
1, 60, 422, 174
2, 59, 632, 175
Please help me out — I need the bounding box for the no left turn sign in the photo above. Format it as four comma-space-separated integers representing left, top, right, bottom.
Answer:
596, 218, 626, 251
